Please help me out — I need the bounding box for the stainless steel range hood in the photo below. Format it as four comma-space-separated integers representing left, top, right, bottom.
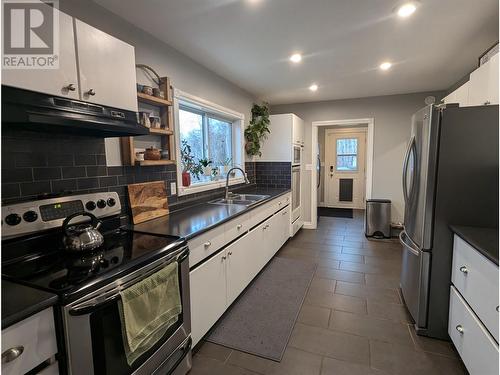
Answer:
2, 85, 149, 137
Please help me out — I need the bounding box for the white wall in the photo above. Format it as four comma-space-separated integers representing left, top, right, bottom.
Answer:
59, 0, 256, 128
271, 91, 444, 224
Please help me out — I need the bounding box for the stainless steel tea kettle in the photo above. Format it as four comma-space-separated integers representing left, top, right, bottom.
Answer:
62, 212, 104, 252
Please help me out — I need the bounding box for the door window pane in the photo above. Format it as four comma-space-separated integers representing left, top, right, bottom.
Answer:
208, 117, 232, 165
336, 138, 358, 171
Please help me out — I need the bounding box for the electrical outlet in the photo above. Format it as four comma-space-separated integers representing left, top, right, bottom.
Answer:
170, 182, 177, 195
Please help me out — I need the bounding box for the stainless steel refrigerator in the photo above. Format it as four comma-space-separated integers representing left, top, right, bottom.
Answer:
400, 103, 498, 339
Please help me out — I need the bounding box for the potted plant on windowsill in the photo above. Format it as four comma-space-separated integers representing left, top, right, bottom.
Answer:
220, 158, 232, 176
199, 158, 212, 176
180, 140, 202, 187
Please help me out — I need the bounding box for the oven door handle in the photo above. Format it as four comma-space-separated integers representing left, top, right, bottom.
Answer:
69, 246, 189, 316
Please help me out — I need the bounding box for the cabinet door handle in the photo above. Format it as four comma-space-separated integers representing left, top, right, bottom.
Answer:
65, 83, 76, 91
484, 101, 491, 105
86, 88, 96, 96
228, 251, 233, 256
2, 346, 24, 363
459, 266, 468, 274
282, 211, 287, 216
496, 306, 499, 312
204, 241, 211, 248
455, 325, 464, 334
237, 224, 242, 229
221, 255, 227, 261
278, 202, 282, 206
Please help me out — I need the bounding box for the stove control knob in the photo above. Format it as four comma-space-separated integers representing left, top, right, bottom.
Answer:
97, 199, 106, 209
23, 210, 38, 223
5, 213, 21, 226
85, 201, 96, 211
107, 198, 116, 207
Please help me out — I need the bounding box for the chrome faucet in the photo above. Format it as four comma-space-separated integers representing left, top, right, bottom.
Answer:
225, 167, 250, 200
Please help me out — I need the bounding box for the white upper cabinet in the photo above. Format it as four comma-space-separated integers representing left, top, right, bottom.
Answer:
292, 114, 304, 145
75, 20, 138, 112
258, 113, 304, 162
2, 9, 79, 99
443, 82, 469, 107
468, 53, 499, 106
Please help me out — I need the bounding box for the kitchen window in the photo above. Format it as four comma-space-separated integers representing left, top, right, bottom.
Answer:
336, 138, 358, 171
174, 90, 245, 196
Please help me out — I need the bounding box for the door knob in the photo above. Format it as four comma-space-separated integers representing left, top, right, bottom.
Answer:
86, 88, 96, 96
236, 224, 242, 229
65, 83, 76, 91
204, 241, 211, 248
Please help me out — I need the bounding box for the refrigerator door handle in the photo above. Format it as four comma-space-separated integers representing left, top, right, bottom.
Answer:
402, 136, 416, 204
399, 229, 421, 256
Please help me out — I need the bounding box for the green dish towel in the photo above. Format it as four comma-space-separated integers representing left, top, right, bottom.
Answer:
118, 262, 182, 366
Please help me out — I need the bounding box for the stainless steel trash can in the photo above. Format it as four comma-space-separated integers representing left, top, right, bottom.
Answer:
365, 199, 391, 238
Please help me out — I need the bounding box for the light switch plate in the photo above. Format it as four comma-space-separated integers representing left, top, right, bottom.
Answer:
170, 182, 177, 195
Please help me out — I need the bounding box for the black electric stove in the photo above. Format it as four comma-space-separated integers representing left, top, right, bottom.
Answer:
2, 226, 185, 303
1, 192, 186, 303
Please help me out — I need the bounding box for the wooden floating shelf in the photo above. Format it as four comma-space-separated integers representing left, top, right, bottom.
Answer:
136, 159, 176, 166
137, 92, 172, 106
149, 128, 174, 135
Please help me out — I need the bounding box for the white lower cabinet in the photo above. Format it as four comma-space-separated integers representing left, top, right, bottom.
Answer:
449, 286, 499, 375
1, 308, 57, 375
190, 250, 227, 346
190, 198, 291, 347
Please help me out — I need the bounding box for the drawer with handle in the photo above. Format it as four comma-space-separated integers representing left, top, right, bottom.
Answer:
449, 286, 498, 374
2, 307, 57, 375
224, 213, 250, 243
248, 194, 290, 229
451, 235, 499, 341
188, 224, 226, 267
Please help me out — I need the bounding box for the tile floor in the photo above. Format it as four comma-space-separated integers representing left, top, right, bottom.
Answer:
189, 211, 467, 375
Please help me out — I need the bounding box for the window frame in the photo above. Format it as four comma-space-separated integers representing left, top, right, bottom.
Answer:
174, 89, 245, 197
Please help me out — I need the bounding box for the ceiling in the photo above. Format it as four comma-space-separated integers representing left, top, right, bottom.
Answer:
95, 0, 498, 104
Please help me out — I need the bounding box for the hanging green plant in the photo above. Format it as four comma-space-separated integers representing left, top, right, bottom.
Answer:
244, 102, 270, 157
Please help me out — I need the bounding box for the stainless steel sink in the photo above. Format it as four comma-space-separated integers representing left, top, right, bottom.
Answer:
209, 194, 270, 207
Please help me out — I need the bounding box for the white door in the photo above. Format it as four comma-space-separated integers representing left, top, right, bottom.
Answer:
189, 250, 227, 346
2, 9, 79, 99
74, 20, 138, 111
324, 128, 366, 209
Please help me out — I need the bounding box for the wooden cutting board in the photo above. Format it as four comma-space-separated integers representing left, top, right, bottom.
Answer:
127, 181, 169, 224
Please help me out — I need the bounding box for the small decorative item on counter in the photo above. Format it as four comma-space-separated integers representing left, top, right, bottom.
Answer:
135, 152, 145, 161
139, 112, 151, 128
199, 158, 212, 176
160, 149, 169, 160
142, 85, 153, 96
211, 167, 219, 180
144, 147, 161, 160
149, 116, 161, 129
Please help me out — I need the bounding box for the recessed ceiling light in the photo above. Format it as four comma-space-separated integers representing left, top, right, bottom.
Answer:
309, 84, 318, 92
397, 2, 417, 17
379, 62, 392, 71
290, 53, 302, 63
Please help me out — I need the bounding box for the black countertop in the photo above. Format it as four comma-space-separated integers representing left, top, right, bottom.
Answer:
450, 225, 499, 265
2, 280, 58, 329
130, 187, 291, 240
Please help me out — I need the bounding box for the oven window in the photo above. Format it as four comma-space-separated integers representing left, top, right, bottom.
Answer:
89, 269, 184, 374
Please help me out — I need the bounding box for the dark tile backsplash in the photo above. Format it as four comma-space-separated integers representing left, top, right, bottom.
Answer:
1, 131, 289, 215
252, 162, 291, 189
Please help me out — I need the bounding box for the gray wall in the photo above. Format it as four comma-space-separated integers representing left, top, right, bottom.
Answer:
271, 91, 444, 224
59, 0, 256, 125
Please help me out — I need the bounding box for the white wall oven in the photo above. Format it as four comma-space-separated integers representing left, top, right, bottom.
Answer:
293, 145, 301, 165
